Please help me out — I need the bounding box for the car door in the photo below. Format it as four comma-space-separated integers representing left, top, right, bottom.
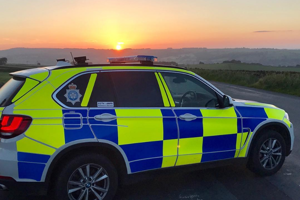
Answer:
87, 70, 178, 173
158, 71, 243, 166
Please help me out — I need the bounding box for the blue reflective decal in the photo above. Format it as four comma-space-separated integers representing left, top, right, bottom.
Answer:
243, 118, 266, 132
120, 141, 163, 162
201, 150, 235, 162
161, 109, 177, 140
64, 125, 94, 143
236, 106, 268, 118
174, 109, 203, 138
238, 118, 242, 133
18, 162, 45, 181
91, 125, 118, 144
203, 134, 237, 153
130, 157, 163, 173
17, 152, 50, 163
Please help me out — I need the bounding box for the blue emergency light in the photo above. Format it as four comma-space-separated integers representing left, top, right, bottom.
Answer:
107, 55, 158, 64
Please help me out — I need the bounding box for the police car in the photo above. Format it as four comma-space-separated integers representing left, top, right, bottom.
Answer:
0, 55, 294, 200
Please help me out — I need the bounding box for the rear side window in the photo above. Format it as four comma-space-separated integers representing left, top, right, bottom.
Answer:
88, 71, 164, 107
56, 74, 90, 107
0, 77, 25, 107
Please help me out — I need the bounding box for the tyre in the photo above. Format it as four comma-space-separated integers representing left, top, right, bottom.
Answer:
52, 153, 118, 200
247, 130, 286, 176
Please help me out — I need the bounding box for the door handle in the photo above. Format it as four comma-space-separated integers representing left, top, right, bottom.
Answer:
178, 113, 198, 121
94, 113, 117, 122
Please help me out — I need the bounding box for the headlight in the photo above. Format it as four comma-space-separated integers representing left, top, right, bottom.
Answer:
284, 112, 290, 121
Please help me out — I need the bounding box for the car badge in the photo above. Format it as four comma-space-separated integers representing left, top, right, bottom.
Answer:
64, 83, 82, 105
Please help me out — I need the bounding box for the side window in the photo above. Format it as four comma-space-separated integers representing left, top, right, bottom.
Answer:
88, 73, 116, 107
56, 73, 90, 107
88, 71, 164, 107
161, 72, 219, 107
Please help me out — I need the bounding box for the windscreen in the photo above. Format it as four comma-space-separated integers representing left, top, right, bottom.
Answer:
0, 77, 25, 107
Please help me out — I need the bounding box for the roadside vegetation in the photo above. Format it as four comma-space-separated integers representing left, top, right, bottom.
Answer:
191, 68, 300, 97
1, 63, 300, 97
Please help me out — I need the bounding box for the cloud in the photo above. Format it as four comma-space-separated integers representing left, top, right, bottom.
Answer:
254, 30, 294, 33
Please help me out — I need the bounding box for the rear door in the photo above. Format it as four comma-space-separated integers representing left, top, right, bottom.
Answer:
159, 71, 242, 166
88, 70, 178, 173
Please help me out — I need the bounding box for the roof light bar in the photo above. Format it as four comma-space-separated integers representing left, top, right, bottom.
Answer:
107, 55, 158, 64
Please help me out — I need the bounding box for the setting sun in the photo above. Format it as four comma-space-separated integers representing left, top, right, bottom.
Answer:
116, 42, 124, 50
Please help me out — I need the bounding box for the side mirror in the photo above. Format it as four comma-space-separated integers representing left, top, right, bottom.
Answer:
223, 95, 233, 108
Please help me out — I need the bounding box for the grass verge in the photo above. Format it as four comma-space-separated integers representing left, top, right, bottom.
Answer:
191, 69, 300, 97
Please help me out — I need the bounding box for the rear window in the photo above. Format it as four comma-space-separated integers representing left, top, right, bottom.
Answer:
0, 77, 25, 107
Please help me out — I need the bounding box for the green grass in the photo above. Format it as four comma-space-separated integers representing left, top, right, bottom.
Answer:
191, 69, 300, 97
186, 63, 300, 72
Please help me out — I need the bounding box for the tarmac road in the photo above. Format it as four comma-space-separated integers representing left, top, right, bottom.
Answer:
1, 82, 299, 200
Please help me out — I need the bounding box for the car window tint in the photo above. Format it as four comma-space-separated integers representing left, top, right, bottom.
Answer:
161, 72, 218, 107
56, 73, 90, 107
88, 72, 116, 107
110, 71, 164, 107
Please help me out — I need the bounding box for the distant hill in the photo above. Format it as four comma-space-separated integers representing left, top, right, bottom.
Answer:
1, 48, 300, 66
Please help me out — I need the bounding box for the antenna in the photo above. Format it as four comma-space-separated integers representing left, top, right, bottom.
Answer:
70, 52, 76, 64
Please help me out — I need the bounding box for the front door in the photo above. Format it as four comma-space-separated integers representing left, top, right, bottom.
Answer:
158, 71, 242, 166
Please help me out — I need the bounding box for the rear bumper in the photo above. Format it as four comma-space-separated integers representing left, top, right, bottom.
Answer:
0, 178, 47, 196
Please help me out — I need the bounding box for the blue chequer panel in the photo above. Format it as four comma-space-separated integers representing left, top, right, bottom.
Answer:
88, 109, 118, 144
130, 158, 163, 173
120, 141, 163, 162
203, 134, 237, 153
161, 109, 178, 140
174, 109, 203, 138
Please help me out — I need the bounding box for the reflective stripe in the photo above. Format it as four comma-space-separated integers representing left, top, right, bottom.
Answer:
158, 73, 175, 107
155, 72, 170, 107
12, 79, 39, 102
81, 73, 97, 107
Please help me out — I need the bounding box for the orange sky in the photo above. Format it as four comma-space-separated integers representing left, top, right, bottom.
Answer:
1, 0, 300, 50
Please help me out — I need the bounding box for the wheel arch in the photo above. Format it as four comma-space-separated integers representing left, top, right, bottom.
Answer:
43, 140, 130, 191
246, 120, 291, 157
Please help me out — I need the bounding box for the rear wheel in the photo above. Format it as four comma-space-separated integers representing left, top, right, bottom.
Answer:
52, 153, 118, 200
248, 130, 286, 176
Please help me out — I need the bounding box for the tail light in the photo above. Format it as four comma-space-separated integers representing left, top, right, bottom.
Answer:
0, 115, 32, 139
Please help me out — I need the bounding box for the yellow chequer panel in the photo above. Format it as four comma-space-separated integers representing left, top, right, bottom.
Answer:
202, 118, 237, 137
163, 139, 178, 156
14, 109, 63, 125
16, 137, 56, 155
162, 156, 177, 168
176, 154, 202, 166
30, 71, 49, 82
234, 133, 243, 157
12, 78, 39, 102
115, 109, 164, 145
238, 132, 254, 157
24, 125, 65, 149
264, 108, 285, 120
178, 137, 203, 155
14, 83, 62, 110
201, 107, 237, 118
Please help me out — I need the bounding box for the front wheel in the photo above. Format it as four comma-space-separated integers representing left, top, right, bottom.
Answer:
52, 153, 118, 200
247, 130, 286, 176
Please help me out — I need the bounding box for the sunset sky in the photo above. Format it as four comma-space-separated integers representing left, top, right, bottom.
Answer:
1, 0, 300, 50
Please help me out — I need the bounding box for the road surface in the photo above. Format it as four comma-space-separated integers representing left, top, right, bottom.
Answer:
1, 82, 299, 200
